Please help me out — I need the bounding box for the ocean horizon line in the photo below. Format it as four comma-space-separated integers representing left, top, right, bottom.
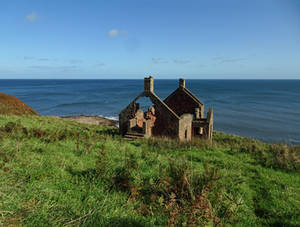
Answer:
1, 78, 300, 80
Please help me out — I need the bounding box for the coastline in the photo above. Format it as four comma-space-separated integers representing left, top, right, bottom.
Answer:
2, 80, 300, 145
54, 115, 299, 145
55, 115, 119, 127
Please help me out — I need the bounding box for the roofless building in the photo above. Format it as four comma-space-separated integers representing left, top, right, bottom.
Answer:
119, 76, 213, 141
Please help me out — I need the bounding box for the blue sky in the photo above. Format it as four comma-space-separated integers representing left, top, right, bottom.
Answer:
1, 0, 300, 79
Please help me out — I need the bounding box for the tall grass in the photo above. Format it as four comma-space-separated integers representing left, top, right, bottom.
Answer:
0, 115, 299, 226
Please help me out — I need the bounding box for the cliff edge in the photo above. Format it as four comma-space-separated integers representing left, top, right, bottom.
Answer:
0, 93, 39, 115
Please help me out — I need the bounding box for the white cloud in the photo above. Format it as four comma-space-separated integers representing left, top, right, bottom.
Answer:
152, 57, 168, 64
38, 58, 49, 61
212, 56, 223, 61
212, 56, 246, 64
30, 65, 78, 72
152, 57, 160, 64
107, 29, 128, 38
70, 59, 83, 64
219, 58, 246, 64
108, 29, 119, 37
26, 12, 38, 22
24, 56, 34, 60
174, 59, 191, 64
95, 62, 105, 67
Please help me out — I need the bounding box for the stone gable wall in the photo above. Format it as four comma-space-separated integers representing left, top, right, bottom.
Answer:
148, 93, 179, 138
164, 89, 203, 118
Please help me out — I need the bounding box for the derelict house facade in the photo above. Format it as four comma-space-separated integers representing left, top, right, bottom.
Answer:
119, 76, 213, 141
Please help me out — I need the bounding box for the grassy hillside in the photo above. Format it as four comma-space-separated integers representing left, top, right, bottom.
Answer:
0, 115, 299, 226
0, 93, 39, 116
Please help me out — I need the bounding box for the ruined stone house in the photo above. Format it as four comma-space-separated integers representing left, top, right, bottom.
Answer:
119, 76, 213, 141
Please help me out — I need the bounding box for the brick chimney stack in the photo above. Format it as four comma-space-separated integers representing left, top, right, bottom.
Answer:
144, 76, 154, 93
179, 78, 185, 89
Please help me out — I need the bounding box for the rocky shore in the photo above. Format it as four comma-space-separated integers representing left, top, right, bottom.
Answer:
56, 115, 118, 127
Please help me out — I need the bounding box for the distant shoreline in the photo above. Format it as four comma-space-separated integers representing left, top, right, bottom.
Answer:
55, 115, 118, 127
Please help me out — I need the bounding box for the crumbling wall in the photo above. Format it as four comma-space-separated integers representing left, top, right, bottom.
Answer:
119, 91, 180, 138
119, 101, 138, 135
144, 120, 152, 138
191, 108, 213, 141
178, 114, 193, 141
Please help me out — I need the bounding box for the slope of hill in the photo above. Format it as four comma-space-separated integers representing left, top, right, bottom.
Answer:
0, 93, 39, 115
0, 114, 299, 226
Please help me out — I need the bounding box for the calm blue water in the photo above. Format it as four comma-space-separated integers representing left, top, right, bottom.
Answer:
0, 79, 299, 144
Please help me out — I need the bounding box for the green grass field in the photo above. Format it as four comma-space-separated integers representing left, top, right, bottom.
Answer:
0, 114, 299, 226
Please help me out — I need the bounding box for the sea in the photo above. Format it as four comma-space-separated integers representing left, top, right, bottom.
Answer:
0, 79, 299, 144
